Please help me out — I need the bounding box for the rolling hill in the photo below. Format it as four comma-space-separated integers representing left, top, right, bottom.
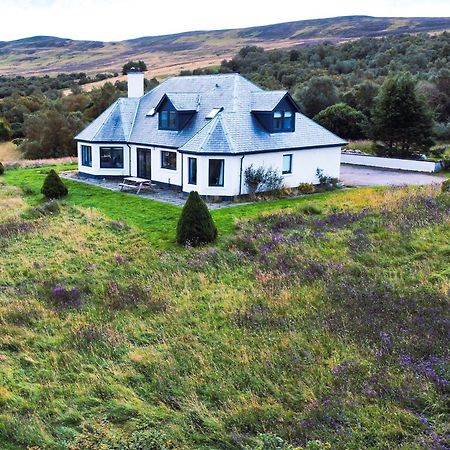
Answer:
0, 16, 449, 78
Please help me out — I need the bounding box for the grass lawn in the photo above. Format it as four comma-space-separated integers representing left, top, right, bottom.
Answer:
4, 165, 383, 247
1, 165, 448, 450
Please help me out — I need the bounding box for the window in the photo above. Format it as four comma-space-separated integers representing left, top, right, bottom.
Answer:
188, 157, 197, 185
274, 111, 283, 130
161, 150, 177, 170
99, 147, 123, 168
283, 111, 293, 129
209, 159, 224, 187
81, 145, 92, 167
282, 154, 293, 174
273, 111, 294, 132
159, 111, 178, 130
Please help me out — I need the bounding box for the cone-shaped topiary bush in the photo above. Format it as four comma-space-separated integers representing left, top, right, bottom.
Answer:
41, 169, 68, 199
0, 162, 4, 175
177, 191, 217, 246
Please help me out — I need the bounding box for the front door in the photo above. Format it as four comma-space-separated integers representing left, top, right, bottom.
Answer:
137, 148, 151, 179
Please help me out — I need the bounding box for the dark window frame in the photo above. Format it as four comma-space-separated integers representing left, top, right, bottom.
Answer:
282, 154, 293, 174
99, 146, 124, 169
273, 111, 294, 132
161, 150, 177, 170
208, 159, 225, 187
81, 145, 92, 167
159, 110, 178, 130
188, 157, 197, 185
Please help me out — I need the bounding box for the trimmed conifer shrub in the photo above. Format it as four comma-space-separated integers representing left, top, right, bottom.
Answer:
0, 162, 4, 175
41, 169, 68, 199
177, 191, 217, 246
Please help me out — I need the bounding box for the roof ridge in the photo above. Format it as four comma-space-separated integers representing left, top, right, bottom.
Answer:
170, 73, 239, 80
91, 99, 121, 141
252, 90, 288, 94
216, 114, 236, 153
298, 111, 347, 144
199, 114, 222, 151
128, 97, 141, 141
138, 76, 170, 100
179, 114, 219, 152
236, 73, 264, 92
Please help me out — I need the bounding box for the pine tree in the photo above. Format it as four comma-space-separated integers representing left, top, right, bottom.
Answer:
177, 191, 217, 246
41, 169, 68, 199
371, 73, 434, 157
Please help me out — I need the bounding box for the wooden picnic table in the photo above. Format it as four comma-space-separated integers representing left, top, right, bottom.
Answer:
119, 177, 156, 194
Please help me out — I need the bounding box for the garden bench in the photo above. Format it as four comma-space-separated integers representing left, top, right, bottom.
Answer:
119, 177, 155, 194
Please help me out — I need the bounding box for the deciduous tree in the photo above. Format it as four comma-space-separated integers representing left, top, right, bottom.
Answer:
314, 103, 368, 140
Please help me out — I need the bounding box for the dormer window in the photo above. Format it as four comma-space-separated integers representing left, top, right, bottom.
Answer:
252, 92, 299, 133
159, 111, 178, 130
273, 111, 294, 132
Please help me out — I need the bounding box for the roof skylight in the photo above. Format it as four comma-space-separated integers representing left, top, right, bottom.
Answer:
206, 107, 223, 119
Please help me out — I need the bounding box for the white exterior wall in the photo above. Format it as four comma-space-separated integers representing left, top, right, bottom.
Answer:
341, 152, 441, 173
182, 146, 342, 196
129, 145, 182, 186
77, 142, 130, 177
79, 142, 342, 196
240, 146, 342, 194
182, 154, 242, 197
151, 147, 182, 186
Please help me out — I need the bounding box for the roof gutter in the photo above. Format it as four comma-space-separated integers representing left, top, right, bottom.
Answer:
179, 143, 347, 156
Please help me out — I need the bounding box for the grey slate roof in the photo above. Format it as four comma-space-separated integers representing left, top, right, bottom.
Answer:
160, 93, 200, 111
76, 97, 140, 142
251, 91, 289, 112
180, 115, 236, 154
75, 73, 347, 153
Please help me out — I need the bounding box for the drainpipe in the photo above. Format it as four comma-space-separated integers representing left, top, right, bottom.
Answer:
180, 152, 184, 193
239, 154, 245, 196
127, 143, 132, 176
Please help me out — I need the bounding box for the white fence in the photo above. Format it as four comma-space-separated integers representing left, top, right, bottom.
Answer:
341, 152, 442, 173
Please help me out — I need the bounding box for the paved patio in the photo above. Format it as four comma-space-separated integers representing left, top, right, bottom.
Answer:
61, 171, 242, 209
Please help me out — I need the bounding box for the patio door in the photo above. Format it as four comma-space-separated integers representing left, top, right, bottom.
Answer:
137, 148, 151, 179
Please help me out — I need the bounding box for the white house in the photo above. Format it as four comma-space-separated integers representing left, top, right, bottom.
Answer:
75, 72, 346, 198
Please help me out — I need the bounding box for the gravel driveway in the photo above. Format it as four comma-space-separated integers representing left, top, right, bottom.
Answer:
340, 164, 446, 187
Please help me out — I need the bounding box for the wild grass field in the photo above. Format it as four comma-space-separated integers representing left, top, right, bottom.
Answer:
0, 166, 449, 449
0, 142, 20, 163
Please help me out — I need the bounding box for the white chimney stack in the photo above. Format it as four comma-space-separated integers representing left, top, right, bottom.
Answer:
127, 69, 144, 98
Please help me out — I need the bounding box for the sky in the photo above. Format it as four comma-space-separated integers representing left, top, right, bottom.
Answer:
1, 0, 450, 42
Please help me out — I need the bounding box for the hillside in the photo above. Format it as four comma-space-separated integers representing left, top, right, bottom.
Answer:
0, 16, 449, 77
0, 165, 449, 449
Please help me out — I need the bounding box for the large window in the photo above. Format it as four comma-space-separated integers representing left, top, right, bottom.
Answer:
282, 154, 293, 174
81, 145, 92, 167
188, 157, 197, 185
161, 150, 177, 170
159, 111, 178, 130
273, 111, 294, 132
208, 159, 224, 187
99, 147, 123, 168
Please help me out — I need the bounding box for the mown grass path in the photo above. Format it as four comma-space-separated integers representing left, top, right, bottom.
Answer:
4, 165, 377, 248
